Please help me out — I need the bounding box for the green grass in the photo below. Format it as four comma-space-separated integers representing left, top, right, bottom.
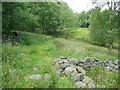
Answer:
53, 28, 118, 49
2, 34, 54, 88
54, 38, 118, 61
87, 66, 118, 88
2, 30, 118, 88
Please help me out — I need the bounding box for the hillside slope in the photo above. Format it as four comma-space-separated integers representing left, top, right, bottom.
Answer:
2, 31, 118, 88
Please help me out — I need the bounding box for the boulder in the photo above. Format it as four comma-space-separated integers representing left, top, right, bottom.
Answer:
29, 74, 42, 80
64, 66, 76, 76
60, 64, 70, 69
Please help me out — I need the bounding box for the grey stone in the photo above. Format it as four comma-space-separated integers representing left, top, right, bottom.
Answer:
110, 64, 115, 68
92, 57, 96, 60
29, 74, 42, 80
71, 71, 78, 77
44, 73, 50, 79
54, 58, 61, 62
114, 66, 118, 70
67, 56, 73, 59
98, 61, 102, 66
78, 59, 86, 63
86, 57, 91, 62
60, 64, 70, 69
32, 68, 39, 71
106, 66, 113, 71
82, 76, 94, 85
56, 69, 63, 76
60, 56, 67, 59
74, 73, 84, 82
88, 83, 95, 88
94, 62, 99, 65
76, 66, 86, 75
63, 60, 69, 64
70, 60, 78, 65
85, 65, 92, 71
108, 60, 113, 65
94, 59, 99, 62
75, 81, 86, 88
114, 61, 118, 65
101, 62, 106, 66
64, 66, 76, 76
59, 61, 64, 64
77, 63, 84, 67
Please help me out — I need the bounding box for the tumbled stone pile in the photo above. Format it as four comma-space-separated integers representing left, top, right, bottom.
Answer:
2, 32, 23, 43
77, 57, 119, 72
54, 56, 119, 88
54, 56, 95, 88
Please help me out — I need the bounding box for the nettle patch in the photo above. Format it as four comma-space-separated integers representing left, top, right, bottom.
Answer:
54, 56, 119, 88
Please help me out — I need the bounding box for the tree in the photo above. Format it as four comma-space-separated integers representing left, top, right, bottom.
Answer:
90, 0, 119, 54
2, 2, 38, 32
2, 1, 79, 35
78, 11, 90, 28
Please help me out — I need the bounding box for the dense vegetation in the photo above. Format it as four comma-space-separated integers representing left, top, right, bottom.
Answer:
2, 0, 119, 88
2, 2, 78, 34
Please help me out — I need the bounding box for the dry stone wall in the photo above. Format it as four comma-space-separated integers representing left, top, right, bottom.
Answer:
54, 56, 119, 88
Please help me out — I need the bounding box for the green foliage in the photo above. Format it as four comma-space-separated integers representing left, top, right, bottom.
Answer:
89, 8, 118, 47
2, 2, 38, 32
78, 11, 90, 28
2, 2, 79, 34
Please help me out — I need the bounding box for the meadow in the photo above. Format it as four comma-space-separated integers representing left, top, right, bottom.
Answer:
2, 28, 119, 88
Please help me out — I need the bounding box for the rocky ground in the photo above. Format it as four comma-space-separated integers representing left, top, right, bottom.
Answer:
54, 56, 119, 88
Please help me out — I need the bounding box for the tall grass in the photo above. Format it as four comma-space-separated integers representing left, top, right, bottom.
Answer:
54, 38, 118, 61
87, 66, 118, 88
2, 33, 74, 88
2, 31, 118, 88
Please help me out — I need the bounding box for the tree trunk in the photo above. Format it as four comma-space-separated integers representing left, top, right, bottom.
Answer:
108, 40, 113, 54
43, 29, 44, 34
